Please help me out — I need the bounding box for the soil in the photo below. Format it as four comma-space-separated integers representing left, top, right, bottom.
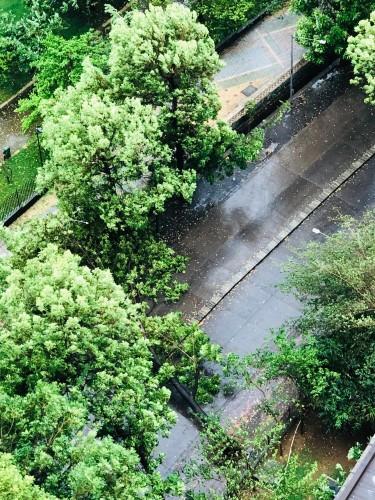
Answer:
280, 413, 362, 477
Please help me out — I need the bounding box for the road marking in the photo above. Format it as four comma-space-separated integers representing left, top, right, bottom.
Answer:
255, 28, 284, 67
215, 63, 277, 84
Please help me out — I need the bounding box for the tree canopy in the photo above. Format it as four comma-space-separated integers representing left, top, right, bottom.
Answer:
0, 243, 183, 497
347, 11, 375, 105
18, 30, 109, 130
249, 212, 375, 431
292, 0, 375, 63
108, 3, 263, 179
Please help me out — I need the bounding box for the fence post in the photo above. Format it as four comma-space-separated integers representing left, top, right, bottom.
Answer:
15, 188, 21, 207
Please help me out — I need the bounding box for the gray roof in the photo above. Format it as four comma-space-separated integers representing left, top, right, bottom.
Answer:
335, 435, 375, 499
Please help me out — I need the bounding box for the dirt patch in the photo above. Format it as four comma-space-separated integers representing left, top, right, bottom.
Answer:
11, 192, 57, 228
281, 413, 360, 476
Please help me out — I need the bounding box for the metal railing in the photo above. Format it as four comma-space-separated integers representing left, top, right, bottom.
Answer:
0, 178, 37, 223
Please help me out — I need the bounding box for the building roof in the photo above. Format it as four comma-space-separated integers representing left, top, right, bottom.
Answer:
335, 435, 375, 499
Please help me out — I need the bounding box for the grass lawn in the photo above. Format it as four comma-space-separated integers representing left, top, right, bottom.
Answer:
0, 140, 39, 203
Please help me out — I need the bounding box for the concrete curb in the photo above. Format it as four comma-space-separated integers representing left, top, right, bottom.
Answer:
229, 57, 340, 132
0, 80, 34, 113
3, 192, 43, 227
192, 145, 375, 325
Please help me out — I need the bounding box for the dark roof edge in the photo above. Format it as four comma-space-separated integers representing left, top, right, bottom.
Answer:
335, 435, 375, 499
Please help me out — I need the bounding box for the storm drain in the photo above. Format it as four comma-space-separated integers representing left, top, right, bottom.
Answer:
241, 84, 257, 97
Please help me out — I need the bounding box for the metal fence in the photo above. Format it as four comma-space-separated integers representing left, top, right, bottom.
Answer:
0, 178, 37, 224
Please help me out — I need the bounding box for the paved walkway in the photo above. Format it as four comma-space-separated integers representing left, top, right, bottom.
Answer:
216, 10, 304, 120
0, 101, 29, 160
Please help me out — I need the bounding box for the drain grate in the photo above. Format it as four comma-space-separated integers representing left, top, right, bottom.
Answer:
241, 84, 257, 97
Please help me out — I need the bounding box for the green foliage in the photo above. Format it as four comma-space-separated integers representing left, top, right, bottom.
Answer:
0, 140, 40, 208
2, 213, 188, 303
36, 50, 196, 301
187, 417, 339, 498
347, 442, 363, 461
292, 0, 375, 64
34, 3, 262, 302
39, 62, 196, 231
189, 0, 286, 44
248, 212, 375, 431
0, 453, 54, 499
0, 0, 64, 83
0, 244, 175, 454
18, 30, 109, 130
189, 0, 261, 44
0, 244, 184, 496
254, 454, 335, 500
186, 417, 285, 498
109, 3, 263, 179
347, 11, 375, 105
144, 313, 222, 403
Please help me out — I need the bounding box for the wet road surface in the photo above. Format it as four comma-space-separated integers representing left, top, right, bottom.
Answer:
154, 67, 375, 324
155, 68, 375, 477
157, 152, 375, 479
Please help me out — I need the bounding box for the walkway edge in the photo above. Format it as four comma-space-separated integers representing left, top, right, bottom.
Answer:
194, 144, 375, 325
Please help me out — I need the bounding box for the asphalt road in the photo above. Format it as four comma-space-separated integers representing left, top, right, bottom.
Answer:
155, 65, 375, 324
155, 67, 375, 478
157, 152, 375, 480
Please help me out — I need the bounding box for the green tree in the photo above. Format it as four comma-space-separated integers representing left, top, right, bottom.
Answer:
0, 244, 176, 467
36, 55, 195, 301
18, 31, 109, 130
2, 213, 189, 303
0, 453, 54, 499
39, 65, 195, 231
185, 417, 335, 499
109, 3, 263, 179
144, 313, 222, 403
247, 212, 375, 431
347, 11, 375, 105
0, 382, 88, 491
292, 0, 375, 63
66, 433, 183, 498
0, 0, 63, 83
189, 0, 264, 43
254, 454, 336, 500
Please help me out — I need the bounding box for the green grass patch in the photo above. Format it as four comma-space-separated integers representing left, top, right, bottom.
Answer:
0, 140, 39, 203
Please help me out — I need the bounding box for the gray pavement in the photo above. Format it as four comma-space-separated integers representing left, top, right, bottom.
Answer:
155, 69, 375, 480
216, 10, 305, 120
157, 149, 375, 483
154, 69, 375, 324
0, 101, 29, 159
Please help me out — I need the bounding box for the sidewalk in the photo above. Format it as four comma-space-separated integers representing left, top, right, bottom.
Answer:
216, 10, 304, 121
0, 101, 29, 160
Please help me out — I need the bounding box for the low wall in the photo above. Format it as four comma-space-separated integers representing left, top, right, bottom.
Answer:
234, 57, 341, 134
